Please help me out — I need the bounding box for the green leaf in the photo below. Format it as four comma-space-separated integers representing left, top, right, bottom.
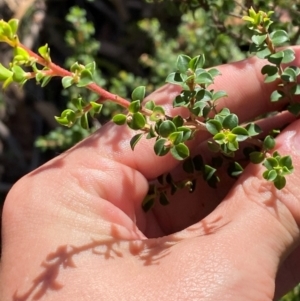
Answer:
62, 76, 74, 89
173, 90, 194, 107
207, 68, 221, 78
242, 16, 254, 23
207, 174, 219, 188
172, 115, 184, 127
268, 51, 284, 65
203, 165, 216, 181
41, 76, 51, 87
2, 76, 13, 89
71, 97, 84, 110
263, 157, 278, 170
80, 113, 89, 129
222, 114, 238, 130
231, 126, 249, 141
70, 62, 82, 73
263, 169, 277, 181
290, 84, 300, 95
159, 192, 169, 206
270, 29, 289, 46
112, 114, 127, 125
250, 44, 271, 59
191, 100, 209, 117
282, 49, 295, 64
154, 138, 170, 156
206, 119, 222, 135
212, 90, 227, 102
288, 103, 300, 116
55, 109, 76, 127
168, 131, 183, 145
170, 143, 189, 160
77, 69, 94, 87
38, 44, 51, 62
8, 19, 19, 35
227, 140, 239, 152
145, 100, 155, 110
142, 195, 155, 212
263, 135, 275, 150
127, 112, 146, 130
213, 132, 226, 144
189, 54, 205, 71
279, 155, 293, 170
261, 65, 279, 83
195, 89, 212, 102
0, 64, 13, 81
150, 106, 165, 121
11, 65, 26, 83
176, 54, 191, 73
0, 21, 13, 38
245, 123, 262, 136
270, 90, 285, 102
228, 161, 244, 177
132, 86, 146, 101
13, 46, 29, 61
128, 100, 141, 113
194, 70, 214, 85
146, 126, 156, 139
274, 175, 286, 190
281, 67, 297, 83
90, 102, 103, 117
130, 133, 143, 150
183, 157, 194, 174
85, 62, 96, 73
177, 126, 192, 142
250, 151, 265, 164
165, 72, 185, 84
159, 120, 176, 138
251, 34, 267, 45
35, 72, 43, 83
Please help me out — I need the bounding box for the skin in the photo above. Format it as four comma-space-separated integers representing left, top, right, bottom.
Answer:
1, 50, 300, 301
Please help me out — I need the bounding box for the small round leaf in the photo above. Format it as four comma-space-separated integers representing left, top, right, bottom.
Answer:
270, 30, 289, 47
206, 119, 222, 135
132, 86, 146, 101
130, 133, 143, 150
263, 135, 276, 150
112, 114, 127, 125
159, 120, 176, 137
128, 112, 146, 130
170, 143, 190, 160
154, 138, 170, 156
274, 175, 286, 190
176, 54, 191, 73
250, 151, 265, 164
222, 114, 238, 130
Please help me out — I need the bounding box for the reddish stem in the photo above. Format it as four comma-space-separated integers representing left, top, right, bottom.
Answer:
20, 42, 131, 108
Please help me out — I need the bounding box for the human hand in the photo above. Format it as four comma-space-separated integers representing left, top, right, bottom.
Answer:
1, 50, 300, 301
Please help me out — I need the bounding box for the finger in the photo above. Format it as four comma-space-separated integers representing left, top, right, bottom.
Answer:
69, 47, 300, 182
275, 244, 300, 299
148, 110, 296, 235
175, 118, 300, 298
213, 46, 300, 122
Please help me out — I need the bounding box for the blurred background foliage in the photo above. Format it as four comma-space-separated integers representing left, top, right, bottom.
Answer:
0, 0, 299, 298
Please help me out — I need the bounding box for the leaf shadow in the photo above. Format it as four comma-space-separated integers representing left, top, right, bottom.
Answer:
12, 225, 171, 301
